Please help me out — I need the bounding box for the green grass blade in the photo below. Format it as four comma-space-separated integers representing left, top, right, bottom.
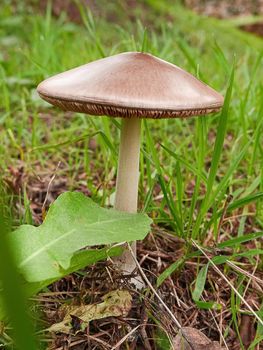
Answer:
145, 122, 183, 234
217, 192, 263, 217
157, 257, 184, 287
140, 27, 148, 52
217, 232, 263, 248
205, 66, 235, 200
193, 64, 235, 238
161, 144, 207, 182
187, 116, 206, 235
209, 142, 250, 207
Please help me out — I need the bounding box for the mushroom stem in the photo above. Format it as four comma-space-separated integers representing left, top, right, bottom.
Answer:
114, 118, 141, 278
115, 118, 141, 212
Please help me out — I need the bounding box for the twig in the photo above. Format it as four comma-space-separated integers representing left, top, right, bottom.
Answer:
55, 339, 86, 350
127, 243, 182, 330
226, 259, 262, 286
216, 194, 233, 242
201, 295, 229, 349
111, 325, 140, 350
86, 334, 112, 349
140, 304, 152, 350
41, 161, 61, 219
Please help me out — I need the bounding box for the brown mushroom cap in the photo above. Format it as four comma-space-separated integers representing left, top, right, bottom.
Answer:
37, 52, 224, 119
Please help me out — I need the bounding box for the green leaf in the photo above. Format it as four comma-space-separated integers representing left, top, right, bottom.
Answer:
157, 257, 184, 287
192, 263, 221, 310
8, 192, 152, 282
192, 264, 209, 302
235, 249, 263, 258
155, 328, 172, 350
27, 246, 123, 297
0, 246, 122, 321
218, 232, 263, 249
224, 192, 263, 214
68, 247, 122, 273
212, 255, 229, 265
194, 300, 220, 310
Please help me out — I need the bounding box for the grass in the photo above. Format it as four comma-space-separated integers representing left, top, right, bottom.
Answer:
0, 0, 263, 348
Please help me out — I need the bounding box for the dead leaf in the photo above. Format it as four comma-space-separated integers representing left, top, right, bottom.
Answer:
239, 314, 256, 349
49, 290, 132, 334
173, 327, 225, 350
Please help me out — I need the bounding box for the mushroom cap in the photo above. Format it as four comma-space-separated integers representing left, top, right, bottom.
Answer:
37, 52, 224, 119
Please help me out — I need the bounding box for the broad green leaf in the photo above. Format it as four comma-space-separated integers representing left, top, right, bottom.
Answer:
8, 192, 152, 282
68, 247, 122, 274
23, 247, 123, 298
0, 246, 122, 321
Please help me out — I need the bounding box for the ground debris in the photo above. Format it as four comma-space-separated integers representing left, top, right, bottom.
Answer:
4, 162, 262, 349
239, 315, 256, 349
49, 290, 132, 334
173, 327, 225, 350
184, 0, 263, 18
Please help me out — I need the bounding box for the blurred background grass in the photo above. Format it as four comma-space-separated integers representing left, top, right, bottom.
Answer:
1, 0, 261, 227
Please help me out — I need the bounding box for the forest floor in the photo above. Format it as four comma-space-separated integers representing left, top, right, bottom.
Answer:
0, 1, 263, 349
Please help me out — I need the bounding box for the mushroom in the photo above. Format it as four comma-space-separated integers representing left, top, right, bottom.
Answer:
37, 52, 224, 285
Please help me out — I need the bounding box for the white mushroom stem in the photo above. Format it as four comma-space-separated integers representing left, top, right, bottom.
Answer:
114, 117, 141, 279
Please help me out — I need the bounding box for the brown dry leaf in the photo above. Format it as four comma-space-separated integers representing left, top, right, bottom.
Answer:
173, 327, 224, 350
49, 290, 132, 334
239, 314, 256, 348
